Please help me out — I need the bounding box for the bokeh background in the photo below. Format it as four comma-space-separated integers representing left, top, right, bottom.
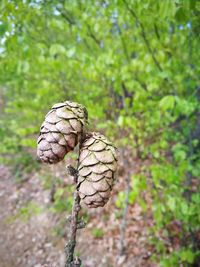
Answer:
0, 1, 200, 266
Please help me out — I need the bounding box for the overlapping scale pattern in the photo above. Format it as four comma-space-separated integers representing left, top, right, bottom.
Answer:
37, 101, 88, 164
77, 132, 117, 208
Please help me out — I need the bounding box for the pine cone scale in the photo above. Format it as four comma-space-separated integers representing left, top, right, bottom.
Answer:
87, 141, 107, 151
45, 112, 61, 123
52, 103, 67, 109
56, 107, 77, 119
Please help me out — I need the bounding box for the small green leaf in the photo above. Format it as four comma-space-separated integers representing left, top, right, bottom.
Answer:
175, 7, 188, 22
49, 44, 66, 56
180, 249, 195, 263
0, 22, 8, 37
117, 115, 125, 127
159, 95, 175, 111
167, 197, 176, 211
66, 47, 76, 58
115, 192, 126, 208
181, 202, 188, 215
91, 228, 104, 238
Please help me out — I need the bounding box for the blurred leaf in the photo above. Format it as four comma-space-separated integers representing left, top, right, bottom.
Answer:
49, 44, 66, 56
159, 95, 175, 111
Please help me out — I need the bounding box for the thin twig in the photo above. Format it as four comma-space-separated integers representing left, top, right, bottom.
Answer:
87, 24, 101, 46
64, 131, 87, 267
123, 0, 176, 92
119, 174, 130, 255
123, 0, 162, 72
119, 149, 131, 256
65, 166, 83, 267
65, 190, 82, 267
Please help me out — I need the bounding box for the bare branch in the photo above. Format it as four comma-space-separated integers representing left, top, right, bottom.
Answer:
65, 189, 82, 267
87, 24, 101, 46
119, 149, 131, 256
123, 0, 162, 72
65, 164, 84, 267
123, 0, 176, 92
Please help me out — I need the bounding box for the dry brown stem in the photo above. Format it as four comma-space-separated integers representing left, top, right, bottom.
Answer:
65, 166, 83, 267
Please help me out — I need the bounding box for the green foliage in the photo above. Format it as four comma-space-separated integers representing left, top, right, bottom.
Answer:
18, 201, 42, 222
115, 174, 147, 209
6, 201, 42, 223
91, 227, 104, 239
155, 248, 198, 267
51, 186, 73, 213
115, 191, 126, 208
0, 149, 39, 181
0, 0, 200, 265
39, 173, 74, 213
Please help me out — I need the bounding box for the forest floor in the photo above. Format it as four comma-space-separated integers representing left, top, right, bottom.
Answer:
0, 152, 157, 267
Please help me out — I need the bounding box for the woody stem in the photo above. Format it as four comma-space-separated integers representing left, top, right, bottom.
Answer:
65, 187, 81, 267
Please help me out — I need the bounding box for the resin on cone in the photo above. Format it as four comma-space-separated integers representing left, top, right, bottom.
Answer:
37, 101, 88, 164
77, 132, 117, 208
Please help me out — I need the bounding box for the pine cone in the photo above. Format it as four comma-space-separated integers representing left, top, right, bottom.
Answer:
37, 101, 88, 164
77, 132, 117, 208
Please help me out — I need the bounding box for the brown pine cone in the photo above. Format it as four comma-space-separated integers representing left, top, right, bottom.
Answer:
37, 101, 88, 164
77, 132, 117, 208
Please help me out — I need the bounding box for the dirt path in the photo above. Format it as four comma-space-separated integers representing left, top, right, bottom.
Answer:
0, 163, 154, 267
0, 165, 65, 267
